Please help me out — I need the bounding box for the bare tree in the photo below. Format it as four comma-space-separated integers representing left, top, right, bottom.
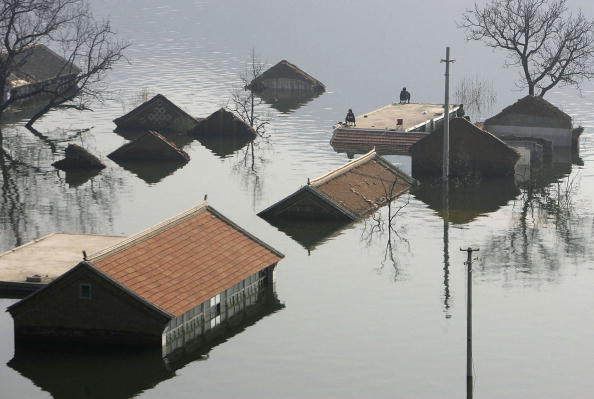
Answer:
227, 49, 270, 138
0, 0, 128, 129
454, 75, 497, 116
459, 0, 594, 97
360, 178, 411, 280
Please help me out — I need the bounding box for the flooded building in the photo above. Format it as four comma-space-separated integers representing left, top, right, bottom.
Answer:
248, 59, 325, 93
331, 103, 462, 155
7, 202, 284, 351
8, 289, 283, 398
107, 130, 190, 163
484, 95, 579, 149
409, 117, 520, 178
2, 44, 81, 101
113, 94, 200, 133
0, 234, 124, 294
258, 150, 416, 222
190, 108, 257, 139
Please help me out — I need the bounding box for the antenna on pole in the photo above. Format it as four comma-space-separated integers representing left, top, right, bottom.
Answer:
460, 246, 479, 399
441, 47, 455, 181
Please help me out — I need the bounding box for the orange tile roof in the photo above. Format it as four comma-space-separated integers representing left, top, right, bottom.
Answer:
88, 203, 283, 317
311, 151, 415, 217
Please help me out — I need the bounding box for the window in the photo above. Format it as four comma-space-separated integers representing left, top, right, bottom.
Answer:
209, 294, 220, 307
79, 284, 92, 299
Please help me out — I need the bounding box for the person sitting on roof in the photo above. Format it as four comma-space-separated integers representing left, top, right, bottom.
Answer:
345, 109, 356, 126
400, 87, 411, 104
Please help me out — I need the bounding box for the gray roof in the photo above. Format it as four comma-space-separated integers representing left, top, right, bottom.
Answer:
6, 44, 81, 82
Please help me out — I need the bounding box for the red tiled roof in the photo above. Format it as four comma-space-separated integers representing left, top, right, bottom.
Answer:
89, 203, 283, 317
331, 128, 427, 155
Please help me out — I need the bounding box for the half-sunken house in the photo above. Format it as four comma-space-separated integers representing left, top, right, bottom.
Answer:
258, 150, 415, 222
248, 60, 325, 93
107, 130, 190, 162
7, 202, 284, 351
189, 108, 257, 140
409, 118, 519, 178
484, 95, 578, 149
113, 94, 200, 133
2, 44, 81, 101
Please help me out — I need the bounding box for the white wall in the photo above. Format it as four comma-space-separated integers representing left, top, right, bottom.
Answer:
487, 125, 571, 148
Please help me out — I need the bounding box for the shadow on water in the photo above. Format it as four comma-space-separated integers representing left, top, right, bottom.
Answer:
8, 290, 284, 399
255, 89, 321, 114
413, 177, 520, 224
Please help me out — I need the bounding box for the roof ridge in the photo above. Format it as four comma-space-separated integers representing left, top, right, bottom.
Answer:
89, 201, 209, 262
310, 149, 377, 186
114, 94, 197, 124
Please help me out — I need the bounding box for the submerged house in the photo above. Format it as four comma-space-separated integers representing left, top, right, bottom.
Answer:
409, 117, 520, 178
330, 103, 462, 156
9, 289, 283, 397
248, 60, 325, 93
107, 130, 190, 163
258, 150, 416, 222
189, 108, 257, 140
2, 44, 81, 102
484, 95, 579, 149
113, 94, 200, 133
8, 202, 284, 351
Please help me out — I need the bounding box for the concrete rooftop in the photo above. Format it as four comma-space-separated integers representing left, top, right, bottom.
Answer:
0, 233, 125, 289
346, 103, 459, 131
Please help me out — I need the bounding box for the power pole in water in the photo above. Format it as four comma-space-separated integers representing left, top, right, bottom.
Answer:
441, 47, 455, 181
461, 247, 479, 399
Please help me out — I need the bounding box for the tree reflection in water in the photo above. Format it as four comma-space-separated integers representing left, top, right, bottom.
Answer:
0, 126, 126, 250
360, 194, 411, 280
479, 166, 593, 282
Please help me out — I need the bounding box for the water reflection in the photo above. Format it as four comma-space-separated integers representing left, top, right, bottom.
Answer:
255, 89, 321, 114
360, 195, 411, 279
0, 126, 125, 250
197, 135, 253, 158
479, 161, 594, 279
267, 219, 352, 253
413, 177, 520, 224
112, 159, 188, 184
8, 289, 283, 399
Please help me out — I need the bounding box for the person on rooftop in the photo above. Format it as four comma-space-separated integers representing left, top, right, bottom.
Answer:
345, 109, 356, 126
400, 87, 411, 104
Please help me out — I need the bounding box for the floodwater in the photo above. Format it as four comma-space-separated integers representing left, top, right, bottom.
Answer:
1, 0, 594, 398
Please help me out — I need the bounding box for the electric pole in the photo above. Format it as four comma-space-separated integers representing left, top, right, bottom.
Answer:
441, 47, 455, 181
461, 247, 479, 399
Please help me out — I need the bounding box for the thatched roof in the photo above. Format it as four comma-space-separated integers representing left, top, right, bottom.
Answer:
484, 95, 572, 128
259, 150, 415, 221
107, 130, 190, 162
113, 94, 199, 133
250, 60, 325, 92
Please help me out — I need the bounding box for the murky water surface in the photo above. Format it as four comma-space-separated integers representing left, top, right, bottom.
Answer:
1, 1, 594, 398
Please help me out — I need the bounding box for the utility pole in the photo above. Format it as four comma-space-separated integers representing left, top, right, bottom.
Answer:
441, 47, 455, 181
461, 247, 479, 399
